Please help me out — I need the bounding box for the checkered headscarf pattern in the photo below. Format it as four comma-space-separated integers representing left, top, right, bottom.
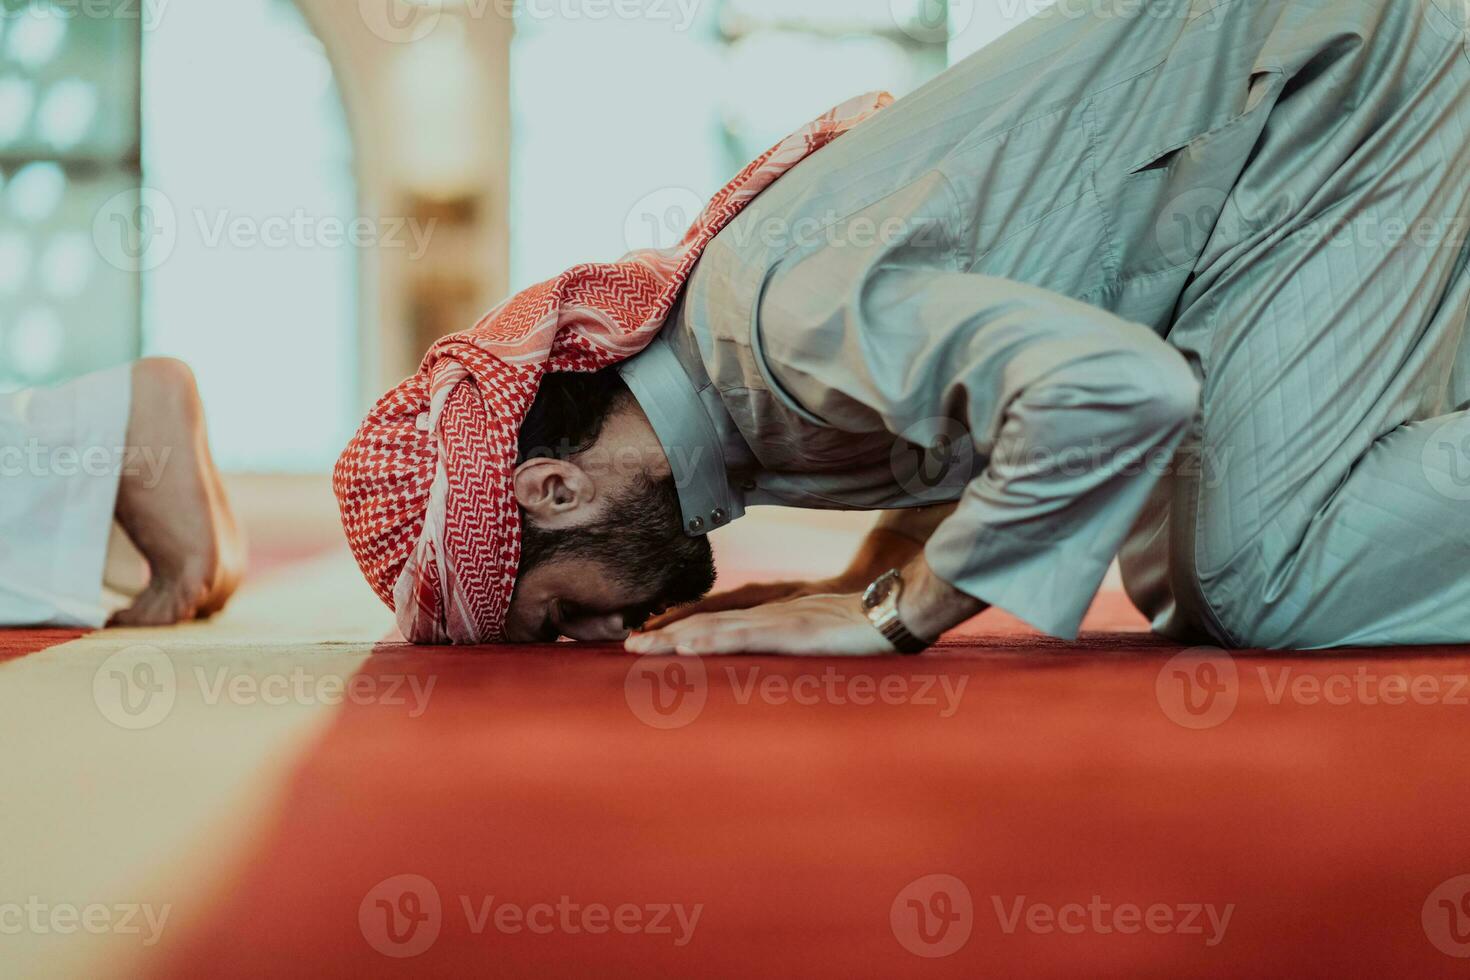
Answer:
334, 92, 892, 644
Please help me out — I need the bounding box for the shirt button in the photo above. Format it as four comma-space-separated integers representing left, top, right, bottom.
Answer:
740, 479, 757, 492
711, 508, 727, 525
688, 517, 706, 533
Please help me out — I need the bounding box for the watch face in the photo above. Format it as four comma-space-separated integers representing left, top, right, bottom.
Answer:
863, 570, 899, 611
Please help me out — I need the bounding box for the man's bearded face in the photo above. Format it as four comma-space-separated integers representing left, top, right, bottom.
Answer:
503, 474, 716, 643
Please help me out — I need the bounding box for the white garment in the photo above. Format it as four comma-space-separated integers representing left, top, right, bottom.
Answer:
0, 365, 132, 628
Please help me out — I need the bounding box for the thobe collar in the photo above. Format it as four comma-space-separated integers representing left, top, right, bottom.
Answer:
617, 319, 748, 538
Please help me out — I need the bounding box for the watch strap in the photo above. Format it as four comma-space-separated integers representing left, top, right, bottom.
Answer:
879, 616, 929, 655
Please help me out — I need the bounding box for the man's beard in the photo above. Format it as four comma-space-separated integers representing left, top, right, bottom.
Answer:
519, 474, 717, 623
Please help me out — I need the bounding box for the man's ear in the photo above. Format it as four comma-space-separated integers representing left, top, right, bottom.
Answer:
513, 457, 597, 528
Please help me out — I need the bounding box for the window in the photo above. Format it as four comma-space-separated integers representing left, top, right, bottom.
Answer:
0, 1, 141, 389
0, 0, 358, 471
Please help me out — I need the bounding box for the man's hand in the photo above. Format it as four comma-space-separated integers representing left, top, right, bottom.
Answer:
649, 512, 955, 629
626, 593, 893, 656
645, 577, 857, 629
627, 555, 988, 656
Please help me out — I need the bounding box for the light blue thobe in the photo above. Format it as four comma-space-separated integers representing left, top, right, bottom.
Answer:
622, 0, 1470, 648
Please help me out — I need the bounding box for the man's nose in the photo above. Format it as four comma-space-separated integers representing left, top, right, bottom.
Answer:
557, 613, 631, 643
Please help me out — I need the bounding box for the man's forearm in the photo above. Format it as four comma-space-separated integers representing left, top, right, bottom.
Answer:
895, 553, 988, 643
873, 504, 958, 545
836, 505, 959, 588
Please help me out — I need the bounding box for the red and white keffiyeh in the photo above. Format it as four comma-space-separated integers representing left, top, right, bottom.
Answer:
334, 91, 892, 644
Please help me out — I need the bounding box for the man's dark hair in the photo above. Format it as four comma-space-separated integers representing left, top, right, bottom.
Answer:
517, 368, 631, 464
516, 368, 716, 624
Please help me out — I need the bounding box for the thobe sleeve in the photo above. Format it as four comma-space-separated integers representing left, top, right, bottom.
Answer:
757, 268, 1200, 639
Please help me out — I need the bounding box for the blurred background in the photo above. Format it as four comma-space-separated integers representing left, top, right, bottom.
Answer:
0, 0, 1038, 564
0, 0, 1044, 466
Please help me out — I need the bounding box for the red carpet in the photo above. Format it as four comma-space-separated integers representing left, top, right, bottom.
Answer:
153, 593, 1470, 977
0, 629, 85, 664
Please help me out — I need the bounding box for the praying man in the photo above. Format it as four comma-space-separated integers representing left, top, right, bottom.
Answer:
336, 0, 1470, 653
0, 360, 242, 628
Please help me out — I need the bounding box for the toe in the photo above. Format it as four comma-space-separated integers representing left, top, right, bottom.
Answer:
109, 575, 209, 627
110, 591, 167, 628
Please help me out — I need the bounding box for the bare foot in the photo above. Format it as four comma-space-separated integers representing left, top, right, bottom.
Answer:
109, 358, 245, 627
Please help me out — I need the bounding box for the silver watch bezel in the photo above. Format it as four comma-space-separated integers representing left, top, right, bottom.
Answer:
861, 569, 929, 654
862, 568, 902, 612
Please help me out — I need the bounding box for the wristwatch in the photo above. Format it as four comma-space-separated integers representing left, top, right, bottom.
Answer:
861, 569, 931, 655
